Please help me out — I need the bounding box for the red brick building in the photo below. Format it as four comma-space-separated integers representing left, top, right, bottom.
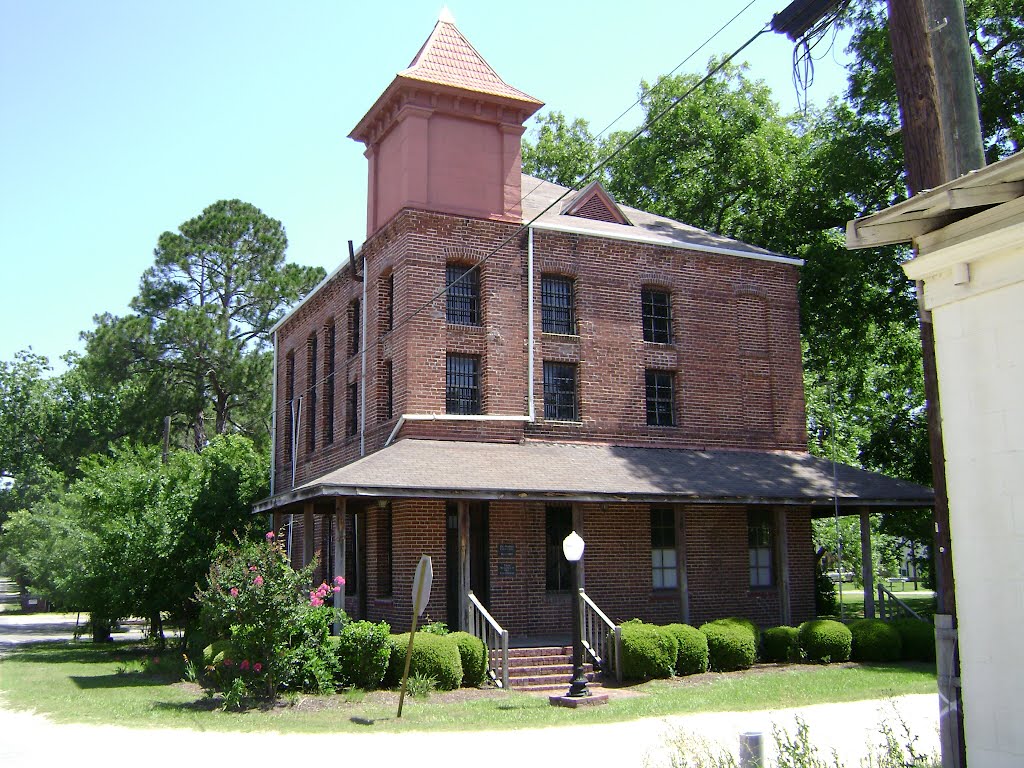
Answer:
255, 14, 930, 647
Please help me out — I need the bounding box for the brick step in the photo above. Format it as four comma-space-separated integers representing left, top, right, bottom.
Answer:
508, 654, 577, 668
509, 662, 593, 677
507, 645, 571, 659
511, 673, 603, 692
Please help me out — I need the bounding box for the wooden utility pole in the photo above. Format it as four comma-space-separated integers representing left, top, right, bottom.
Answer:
886, 2, 984, 767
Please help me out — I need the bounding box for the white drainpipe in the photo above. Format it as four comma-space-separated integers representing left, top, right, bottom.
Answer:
384, 226, 537, 448
270, 329, 278, 497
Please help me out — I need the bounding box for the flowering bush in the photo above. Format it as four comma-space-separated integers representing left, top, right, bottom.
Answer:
194, 530, 345, 701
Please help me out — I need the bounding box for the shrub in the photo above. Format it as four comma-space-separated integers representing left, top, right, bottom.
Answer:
450, 631, 487, 687
761, 626, 800, 662
848, 619, 903, 662
420, 621, 450, 635
699, 619, 758, 671
798, 619, 852, 663
815, 568, 838, 615
662, 623, 709, 675
334, 620, 392, 690
195, 531, 345, 699
385, 632, 463, 691
619, 620, 677, 680
891, 619, 936, 663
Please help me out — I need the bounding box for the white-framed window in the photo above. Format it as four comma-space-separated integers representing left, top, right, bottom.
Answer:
651, 507, 678, 589
748, 509, 774, 587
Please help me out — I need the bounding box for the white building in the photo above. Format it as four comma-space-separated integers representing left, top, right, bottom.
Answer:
848, 151, 1024, 768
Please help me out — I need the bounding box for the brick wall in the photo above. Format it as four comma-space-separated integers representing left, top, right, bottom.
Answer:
272, 208, 806, 494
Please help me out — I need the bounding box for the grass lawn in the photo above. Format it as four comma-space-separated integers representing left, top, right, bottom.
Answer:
0, 641, 938, 734
822, 588, 937, 622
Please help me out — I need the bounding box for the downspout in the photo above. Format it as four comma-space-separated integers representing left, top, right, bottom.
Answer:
360, 255, 368, 457
288, 396, 301, 559
384, 226, 537, 448
270, 330, 278, 498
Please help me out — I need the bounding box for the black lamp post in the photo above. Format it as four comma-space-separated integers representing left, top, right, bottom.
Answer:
562, 531, 590, 698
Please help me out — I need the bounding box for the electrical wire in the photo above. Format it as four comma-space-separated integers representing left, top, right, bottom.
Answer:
790, 0, 851, 113
278, 18, 774, 413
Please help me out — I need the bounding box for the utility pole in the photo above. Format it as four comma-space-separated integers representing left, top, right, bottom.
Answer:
886, 2, 984, 767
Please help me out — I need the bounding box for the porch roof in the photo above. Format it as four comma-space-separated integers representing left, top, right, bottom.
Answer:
254, 439, 932, 513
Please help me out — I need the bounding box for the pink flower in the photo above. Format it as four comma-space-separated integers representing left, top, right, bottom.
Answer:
266, 531, 275, 541
229, 587, 239, 597
310, 597, 323, 607
253, 662, 262, 673
223, 658, 233, 667
248, 565, 258, 572
332, 585, 340, 593
152, 657, 160, 664
253, 575, 264, 587
240, 659, 250, 671
333, 576, 345, 587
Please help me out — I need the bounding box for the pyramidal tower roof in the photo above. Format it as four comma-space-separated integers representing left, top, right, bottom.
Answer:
397, 9, 542, 104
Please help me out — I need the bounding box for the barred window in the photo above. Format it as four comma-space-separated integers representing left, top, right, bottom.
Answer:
642, 289, 672, 344
541, 275, 575, 335
545, 505, 573, 591
382, 360, 394, 421
446, 265, 480, 325
543, 361, 578, 421
645, 370, 675, 427
347, 382, 359, 437
350, 299, 361, 356
446, 354, 481, 415
748, 509, 774, 587
651, 507, 678, 589
325, 321, 336, 445
307, 333, 318, 452
544, 362, 577, 421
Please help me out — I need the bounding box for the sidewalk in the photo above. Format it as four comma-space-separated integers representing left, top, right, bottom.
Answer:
0, 606, 940, 768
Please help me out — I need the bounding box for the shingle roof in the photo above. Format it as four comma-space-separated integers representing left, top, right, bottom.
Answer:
521, 174, 801, 264
399, 16, 541, 105
254, 439, 933, 512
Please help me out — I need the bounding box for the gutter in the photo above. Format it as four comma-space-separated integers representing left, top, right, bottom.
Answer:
384, 226, 538, 448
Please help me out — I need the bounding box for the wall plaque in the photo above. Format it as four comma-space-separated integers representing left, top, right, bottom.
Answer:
498, 543, 516, 558
497, 562, 516, 577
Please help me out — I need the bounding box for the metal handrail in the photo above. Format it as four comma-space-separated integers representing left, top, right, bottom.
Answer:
468, 591, 509, 689
579, 588, 622, 683
877, 584, 928, 622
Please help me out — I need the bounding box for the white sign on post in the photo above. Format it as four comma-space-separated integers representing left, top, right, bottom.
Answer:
413, 555, 433, 617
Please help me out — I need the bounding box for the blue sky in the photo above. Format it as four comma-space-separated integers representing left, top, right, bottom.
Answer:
0, 1, 853, 373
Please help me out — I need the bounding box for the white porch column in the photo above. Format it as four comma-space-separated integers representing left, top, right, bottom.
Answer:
860, 509, 876, 619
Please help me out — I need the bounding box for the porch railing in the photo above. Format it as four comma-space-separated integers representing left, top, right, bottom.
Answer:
877, 583, 928, 622
579, 588, 622, 684
468, 590, 509, 689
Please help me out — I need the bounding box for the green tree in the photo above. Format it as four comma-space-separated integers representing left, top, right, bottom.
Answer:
523, 111, 601, 188
85, 200, 325, 452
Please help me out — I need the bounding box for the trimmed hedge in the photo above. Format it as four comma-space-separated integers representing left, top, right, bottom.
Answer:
761, 626, 800, 663
798, 619, 852, 663
384, 632, 463, 691
450, 631, 487, 687
891, 619, 936, 663
848, 619, 903, 662
662, 623, 709, 675
619, 621, 678, 680
333, 620, 392, 689
699, 619, 758, 671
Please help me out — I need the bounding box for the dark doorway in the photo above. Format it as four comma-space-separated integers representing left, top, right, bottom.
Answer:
345, 506, 368, 619
445, 501, 490, 631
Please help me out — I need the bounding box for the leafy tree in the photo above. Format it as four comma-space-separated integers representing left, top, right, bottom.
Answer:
522, 111, 601, 188
83, 200, 325, 452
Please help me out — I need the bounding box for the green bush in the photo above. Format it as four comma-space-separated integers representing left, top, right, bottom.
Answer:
699, 619, 758, 671
891, 619, 936, 662
385, 632, 463, 691
619, 620, 677, 680
662, 623, 709, 675
815, 568, 838, 615
334, 620, 392, 690
798, 619, 852, 663
278, 605, 341, 694
848, 619, 903, 662
761, 626, 800, 662
202, 639, 237, 669
450, 631, 487, 687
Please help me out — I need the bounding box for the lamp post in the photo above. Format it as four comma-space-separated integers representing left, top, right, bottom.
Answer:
562, 530, 590, 698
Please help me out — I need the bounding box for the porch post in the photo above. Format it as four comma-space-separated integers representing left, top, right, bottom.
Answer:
675, 504, 689, 624
458, 501, 470, 632
334, 498, 347, 629
774, 507, 792, 626
303, 501, 315, 570
272, 510, 284, 538
860, 509, 876, 618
